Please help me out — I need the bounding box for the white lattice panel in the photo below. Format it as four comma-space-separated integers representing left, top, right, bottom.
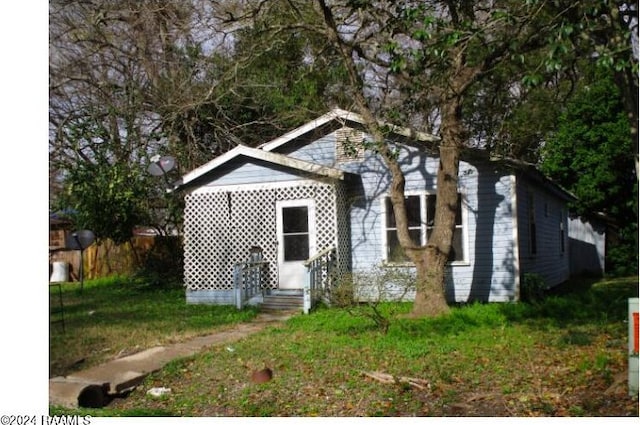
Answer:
183, 192, 230, 290
335, 182, 351, 277
184, 181, 350, 292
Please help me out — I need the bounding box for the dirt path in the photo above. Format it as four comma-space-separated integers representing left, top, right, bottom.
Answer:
50, 311, 295, 408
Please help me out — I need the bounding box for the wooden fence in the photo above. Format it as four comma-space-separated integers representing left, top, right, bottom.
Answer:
49, 236, 179, 281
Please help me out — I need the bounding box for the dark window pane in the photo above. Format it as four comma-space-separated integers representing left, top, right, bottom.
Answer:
528, 193, 536, 255
406, 196, 421, 227
387, 229, 421, 262
387, 230, 406, 262
385, 198, 395, 227
282, 207, 308, 233
283, 234, 309, 261
450, 228, 463, 261
426, 195, 436, 226
386, 196, 421, 227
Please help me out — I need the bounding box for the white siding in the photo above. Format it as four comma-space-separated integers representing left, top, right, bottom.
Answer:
283, 133, 337, 166
516, 178, 571, 288
337, 141, 519, 303
568, 216, 606, 276
200, 158, 309, 187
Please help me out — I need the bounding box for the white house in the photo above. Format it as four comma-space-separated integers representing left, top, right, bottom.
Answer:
174, 108, 605, 311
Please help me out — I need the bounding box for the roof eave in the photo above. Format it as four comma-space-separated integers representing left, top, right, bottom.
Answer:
259, 108, 355, 152
260, 108, 440, 152
493, 157, 577, 202
173, 145, 347, 191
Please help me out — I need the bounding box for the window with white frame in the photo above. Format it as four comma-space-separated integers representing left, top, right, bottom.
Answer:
383, 193, 464, 263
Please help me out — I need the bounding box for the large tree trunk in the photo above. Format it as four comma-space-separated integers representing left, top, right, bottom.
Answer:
410, 144, 460, 316
410, 94, 464, 317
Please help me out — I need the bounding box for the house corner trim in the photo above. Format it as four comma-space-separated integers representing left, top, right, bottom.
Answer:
511, 174, 521, 301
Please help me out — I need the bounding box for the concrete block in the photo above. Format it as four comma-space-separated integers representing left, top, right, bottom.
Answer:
49, 379, 109, 408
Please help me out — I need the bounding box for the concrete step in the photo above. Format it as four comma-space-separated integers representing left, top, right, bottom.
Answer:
261, 294, 303, 311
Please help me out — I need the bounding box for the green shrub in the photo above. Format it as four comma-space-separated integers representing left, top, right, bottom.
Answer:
521, 273, 547, 303
135, 236, 184, 287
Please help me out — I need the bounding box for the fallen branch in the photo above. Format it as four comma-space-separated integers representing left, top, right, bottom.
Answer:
361, 371, 430, 391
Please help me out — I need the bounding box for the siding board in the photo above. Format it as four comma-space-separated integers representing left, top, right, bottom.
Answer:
568, 217, 606, 276
201, 158, 308, 186
516, 176, 570, 288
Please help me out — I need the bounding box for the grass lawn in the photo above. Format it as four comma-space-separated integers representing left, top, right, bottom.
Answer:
51, 275, 639, 417
49, 277, 259, 378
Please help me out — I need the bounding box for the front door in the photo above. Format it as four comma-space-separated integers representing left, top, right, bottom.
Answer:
276, 199, 316, 289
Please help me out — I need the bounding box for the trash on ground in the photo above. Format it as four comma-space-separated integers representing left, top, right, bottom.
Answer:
147, 387, 172, 397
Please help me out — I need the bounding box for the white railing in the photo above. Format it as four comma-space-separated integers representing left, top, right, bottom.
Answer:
233, 259, 268, 310
302, 246, 336, 314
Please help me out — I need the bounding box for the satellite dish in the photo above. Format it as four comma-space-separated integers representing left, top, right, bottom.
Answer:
65, 229, 95, 293
147, 156, 176, 177
66, 229, 96, 250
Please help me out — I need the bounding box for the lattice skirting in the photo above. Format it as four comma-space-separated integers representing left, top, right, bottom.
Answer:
183, 181, 350, 295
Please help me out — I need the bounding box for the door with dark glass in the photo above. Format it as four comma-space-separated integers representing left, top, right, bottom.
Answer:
276, 200, 316, 289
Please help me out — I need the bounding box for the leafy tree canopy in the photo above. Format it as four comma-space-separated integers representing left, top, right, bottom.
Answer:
208, 2, 350, 146
541, 71, 636, 220
541, 70, 638, 275
57, 159, 150, 245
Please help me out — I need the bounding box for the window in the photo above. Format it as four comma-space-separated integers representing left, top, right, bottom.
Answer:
385, 195, 422, 262
383, 193, 464, 263
281, 206, 310, 261
528, 192, 537, 256
559, 210, 565, 255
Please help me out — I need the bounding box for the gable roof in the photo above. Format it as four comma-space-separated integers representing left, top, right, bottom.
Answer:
175, 144, 348, 189
174, 109, 578, 209
175, 108, 440, 190
260, 108, 440, 152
